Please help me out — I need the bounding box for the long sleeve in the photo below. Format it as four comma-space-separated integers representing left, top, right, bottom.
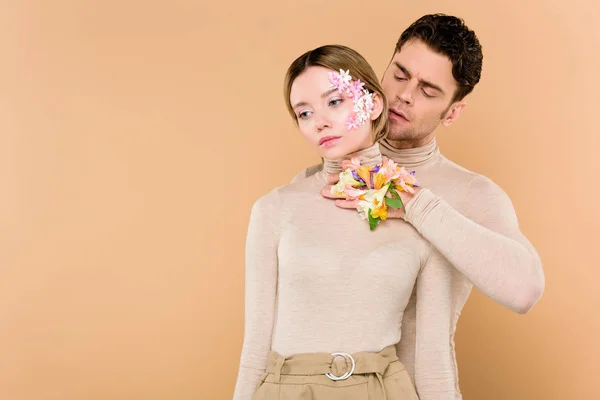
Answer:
395, 288, 417, 380
414, 249, 460, 400
232, 192, 280, 400
405, 176, 545, 314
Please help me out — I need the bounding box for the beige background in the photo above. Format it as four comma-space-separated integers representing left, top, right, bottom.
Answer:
1, 0, 598, 399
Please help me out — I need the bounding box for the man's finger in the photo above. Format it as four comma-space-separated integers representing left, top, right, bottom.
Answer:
386, 207, 404, 219
327, 173, 339, 184
321, 186, 346, 199
335, 199, 358, 209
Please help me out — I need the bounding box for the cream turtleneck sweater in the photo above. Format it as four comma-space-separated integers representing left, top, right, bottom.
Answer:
233, 142, 487, 400
275, 138, 544, 399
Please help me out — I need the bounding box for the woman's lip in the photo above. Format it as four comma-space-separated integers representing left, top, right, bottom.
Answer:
319, 136, 341, 148
319, 136, 341, 145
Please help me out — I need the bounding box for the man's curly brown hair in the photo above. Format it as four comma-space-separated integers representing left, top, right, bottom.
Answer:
396, 14, 483, 102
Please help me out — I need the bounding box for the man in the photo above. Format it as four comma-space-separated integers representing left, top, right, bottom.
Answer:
292, 13, 545, 399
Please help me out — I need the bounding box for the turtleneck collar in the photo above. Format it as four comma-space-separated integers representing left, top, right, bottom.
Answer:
323, 142, 382, 174
378, 137, 440, 169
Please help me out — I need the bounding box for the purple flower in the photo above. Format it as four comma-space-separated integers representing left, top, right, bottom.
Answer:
352, 170, 365, 184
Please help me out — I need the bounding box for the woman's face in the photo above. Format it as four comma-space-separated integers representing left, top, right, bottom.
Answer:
289, 66, 381, 160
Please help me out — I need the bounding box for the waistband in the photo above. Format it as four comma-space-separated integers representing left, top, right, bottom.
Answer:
266, 345, 400, 400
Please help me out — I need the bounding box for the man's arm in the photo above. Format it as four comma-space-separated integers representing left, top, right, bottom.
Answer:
413, 248, 461, 400
403, 175, 544, 314
325, 171, 544, 314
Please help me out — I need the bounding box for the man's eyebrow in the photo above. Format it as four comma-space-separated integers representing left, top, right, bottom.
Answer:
394, 62, 445, 95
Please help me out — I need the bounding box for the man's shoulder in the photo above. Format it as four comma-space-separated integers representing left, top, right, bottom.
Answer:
438, 155, 503, 193
436, 154, 513, 217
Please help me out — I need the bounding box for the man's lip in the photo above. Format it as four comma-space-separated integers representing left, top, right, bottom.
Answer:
390, 109, 409, 121
319, 136, 341, 145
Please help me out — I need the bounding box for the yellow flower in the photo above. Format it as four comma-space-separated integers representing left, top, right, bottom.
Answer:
370, 198, 388, 220
373, 172, 387, 190
362, 186, 389, 220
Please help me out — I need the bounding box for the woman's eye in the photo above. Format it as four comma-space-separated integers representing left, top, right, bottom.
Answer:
394, 75, 406, 81
329, 99, 343, 106
298, 110, 311, 119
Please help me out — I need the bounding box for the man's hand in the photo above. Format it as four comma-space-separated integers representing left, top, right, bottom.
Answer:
320, 165, 420, 219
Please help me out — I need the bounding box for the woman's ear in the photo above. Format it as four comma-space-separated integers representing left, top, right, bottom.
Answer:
369, 92, 384, 121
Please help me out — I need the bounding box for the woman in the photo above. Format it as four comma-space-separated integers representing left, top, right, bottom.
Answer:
233, 45, 444, 400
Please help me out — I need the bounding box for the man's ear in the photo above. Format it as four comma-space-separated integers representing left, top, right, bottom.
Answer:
442, 101, 466, 127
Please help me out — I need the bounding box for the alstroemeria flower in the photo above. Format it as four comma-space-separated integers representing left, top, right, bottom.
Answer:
394, 167, 418, 193
362, 186, 389, 220
356, 199, 371, 220
356, 166, 373, 188
373, 172, 387, 190
344, 185, 367, 199
330, 168, 363, 197
341, 157, 363, 171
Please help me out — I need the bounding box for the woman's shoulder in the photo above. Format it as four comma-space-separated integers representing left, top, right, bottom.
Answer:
290, 163, 324, 183
252, 172, 324, 211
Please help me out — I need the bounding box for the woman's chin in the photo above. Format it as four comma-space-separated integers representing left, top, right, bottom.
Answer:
319, 146, 348, 160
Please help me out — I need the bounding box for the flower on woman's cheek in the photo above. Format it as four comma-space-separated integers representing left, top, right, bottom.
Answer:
328, 69, 374, 131
346, 115, 360, 131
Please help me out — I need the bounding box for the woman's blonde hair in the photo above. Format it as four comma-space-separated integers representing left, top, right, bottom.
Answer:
283, 44, 389, 143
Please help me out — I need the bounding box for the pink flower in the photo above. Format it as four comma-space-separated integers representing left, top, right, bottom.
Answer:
328, 71, 343, 87
347, 80, 366, 99
328, 70, 351, 93
341, 157, 363, 171
393, 167, 418, 193
346, 114, 360, 130
398, 180, 416, 193
343, 185, 367, 199
380, 159, 405, 183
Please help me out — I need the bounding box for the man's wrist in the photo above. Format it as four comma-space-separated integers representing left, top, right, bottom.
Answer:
399, 187, 420, 208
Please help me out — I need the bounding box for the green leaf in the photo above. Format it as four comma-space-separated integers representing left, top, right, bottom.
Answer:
385, 197, 403, 208
389, 188, 406, 212
367, 209, 378, 231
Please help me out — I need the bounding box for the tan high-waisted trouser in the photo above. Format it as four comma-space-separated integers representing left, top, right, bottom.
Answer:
251, 345, 419, 400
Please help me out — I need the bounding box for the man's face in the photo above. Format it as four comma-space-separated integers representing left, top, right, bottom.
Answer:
381, 39, 464, 144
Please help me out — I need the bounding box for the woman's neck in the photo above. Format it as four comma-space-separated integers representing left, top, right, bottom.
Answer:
323, 142, 382, 174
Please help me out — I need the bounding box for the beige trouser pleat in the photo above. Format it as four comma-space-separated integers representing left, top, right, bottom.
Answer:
251, 345, 419, 400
